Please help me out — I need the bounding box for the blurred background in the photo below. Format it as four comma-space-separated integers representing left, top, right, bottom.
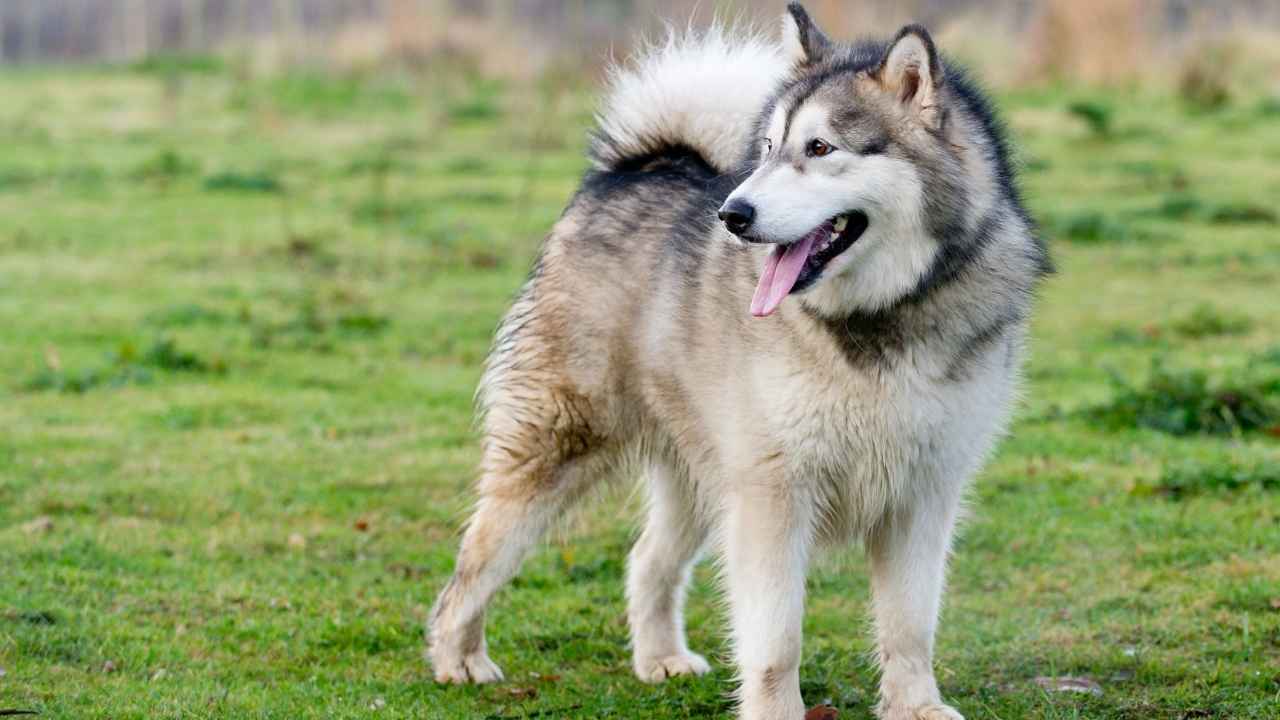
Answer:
3, 0, 1280, 87
3, 2, 1278, 719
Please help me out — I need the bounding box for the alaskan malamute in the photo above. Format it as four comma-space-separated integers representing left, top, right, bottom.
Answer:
429, 4, 1050, 718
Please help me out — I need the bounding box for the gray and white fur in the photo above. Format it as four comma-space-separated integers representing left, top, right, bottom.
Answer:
428, 4, 1050, 719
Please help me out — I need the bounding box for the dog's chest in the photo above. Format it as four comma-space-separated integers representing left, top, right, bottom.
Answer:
761, 339, 1017, 510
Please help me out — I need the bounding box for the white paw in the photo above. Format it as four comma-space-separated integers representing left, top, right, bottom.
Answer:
882, 703, 964, 720
916, 705, 963, 720
433, 651, 505, 685
633, 651, 711, 683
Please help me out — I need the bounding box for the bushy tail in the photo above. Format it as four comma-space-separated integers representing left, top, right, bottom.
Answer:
589, 26, 786, 175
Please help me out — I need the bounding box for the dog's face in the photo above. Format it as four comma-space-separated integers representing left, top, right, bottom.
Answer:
721, 6, 966, 318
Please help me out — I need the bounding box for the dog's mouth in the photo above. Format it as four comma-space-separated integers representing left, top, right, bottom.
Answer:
749, 211, 869, 317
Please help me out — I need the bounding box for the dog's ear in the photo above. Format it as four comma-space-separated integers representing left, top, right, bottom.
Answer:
873, 24, 945, 129
781, 3, 833, 66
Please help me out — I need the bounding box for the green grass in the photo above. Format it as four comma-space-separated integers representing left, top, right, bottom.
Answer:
2, 62, 1279, 720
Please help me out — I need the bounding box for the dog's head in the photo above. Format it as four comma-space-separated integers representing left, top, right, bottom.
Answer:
722, 4, 979, 318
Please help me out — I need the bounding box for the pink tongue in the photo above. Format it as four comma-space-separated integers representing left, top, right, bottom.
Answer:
749, 231, 820, 317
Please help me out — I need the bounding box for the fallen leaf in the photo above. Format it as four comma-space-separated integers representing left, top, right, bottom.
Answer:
287, 533, 307, 549
354, 519, 369, 532
102, 660, 117, 673
21, 516, 53, 534
1267, 426, 1280, 439
387, 563, 426, 580
467, 250, 503, 269
151, 668, 168, 682
1034, 676, 1102, 696
1269, 597, 1280, 610
805, 705, 839, 720
506, 686, 538, 700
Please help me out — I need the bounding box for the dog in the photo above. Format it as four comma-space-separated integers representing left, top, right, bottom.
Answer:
428, 4, 1049, 719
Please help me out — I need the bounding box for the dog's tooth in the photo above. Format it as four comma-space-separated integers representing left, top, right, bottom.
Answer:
833, 216, 848, 233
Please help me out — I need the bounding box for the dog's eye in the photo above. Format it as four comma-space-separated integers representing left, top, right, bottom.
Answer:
806, 139, 835, 157
761, 138, 773, 156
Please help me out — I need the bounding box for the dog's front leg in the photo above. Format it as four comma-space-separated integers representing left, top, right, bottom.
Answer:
866, 489, 965, 720
724, 482, 814, 720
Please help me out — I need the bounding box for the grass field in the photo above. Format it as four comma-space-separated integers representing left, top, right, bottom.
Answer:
1, 57, 1279, 719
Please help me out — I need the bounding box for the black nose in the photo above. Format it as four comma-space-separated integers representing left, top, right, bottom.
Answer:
718, 199, 755, 236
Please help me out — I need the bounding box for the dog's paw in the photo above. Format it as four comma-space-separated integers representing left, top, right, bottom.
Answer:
882, 704, 963, 720
633, 651, 711, 683
915, 705, 963, 720
433, 651, 505, 685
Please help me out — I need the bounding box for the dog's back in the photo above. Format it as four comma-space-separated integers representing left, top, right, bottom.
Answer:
474, 28, 787, 488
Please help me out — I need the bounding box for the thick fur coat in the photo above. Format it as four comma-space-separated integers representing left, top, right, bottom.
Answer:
428, 5, 1049, 719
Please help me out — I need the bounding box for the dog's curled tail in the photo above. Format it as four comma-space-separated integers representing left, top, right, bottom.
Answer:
589, 25, 786, 175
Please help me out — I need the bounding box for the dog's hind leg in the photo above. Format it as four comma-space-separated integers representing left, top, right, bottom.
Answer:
428, 380, 609, 684
627, 460, 710, 683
